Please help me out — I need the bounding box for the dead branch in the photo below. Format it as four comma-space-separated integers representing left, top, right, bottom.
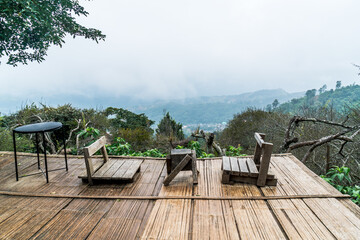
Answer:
283, 115, 360, 163
32, 114, 56, 154
76, 120, 91, 154
56, 119, 81, 154
191, 130, 225, 156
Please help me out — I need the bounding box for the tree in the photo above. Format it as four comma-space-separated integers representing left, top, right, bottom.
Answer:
104, 107, 154, 133
319, 84, 327, 94
272, 99, 279, 109
156, 112, 184, 140
305, 89, 316, 105
0, 0, 106, 66
336, 81, 342, 89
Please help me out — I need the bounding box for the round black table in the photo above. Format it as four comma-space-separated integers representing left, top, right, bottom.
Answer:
13, 122, 68, 183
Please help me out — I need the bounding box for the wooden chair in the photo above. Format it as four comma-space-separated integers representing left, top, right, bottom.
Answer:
221, 133, 277, 186
163, 149, 198, 186
78, 136, 143, 185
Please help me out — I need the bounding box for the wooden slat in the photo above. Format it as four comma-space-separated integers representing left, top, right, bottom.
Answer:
92, 160, 116, 178
84, 136, 107, 157
222, 156, 231, 173
100, 160, 125, 179
121, 160, 143, 180
229, 157, 240, 175
111, 160, 134, 179
246, 158, 259, 177
257, 143, 273, 186
237, 158, 249, 176
0, 154, 359, 240
254, 132, 266, 147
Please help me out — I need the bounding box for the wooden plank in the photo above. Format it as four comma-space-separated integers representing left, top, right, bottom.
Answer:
121, 160, 143, 180
84, 136, 107, 157
92, 160, 116, 178
237, 158, 249, 176
193, 160, 239, 239
222, 156, 231, 173
110, 159, 134, 179
257, 143, 273, 186
229, 157, 240, 175
304, 198, 360, 239
163, 155, 192, 186
141, 170, 193, 239
230, 176, 278, 186
100, 159, 125, 179
254, 132, 266, 147
267, 199, 336, 239
192, 151, 198, 184
246, 158, 259, 177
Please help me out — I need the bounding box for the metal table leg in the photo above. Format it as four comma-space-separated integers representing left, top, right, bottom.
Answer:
12, 131, 18, 181
36, 133, 40, 169
42, 132, 49, 183
63, 127, 68, 171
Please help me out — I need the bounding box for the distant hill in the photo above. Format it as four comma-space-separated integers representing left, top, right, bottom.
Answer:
0, 88, 304, 130
278, 84, 360, 114
131, 89, 304, 125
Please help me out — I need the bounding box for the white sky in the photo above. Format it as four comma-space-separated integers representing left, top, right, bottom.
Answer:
1, 0, 360, 102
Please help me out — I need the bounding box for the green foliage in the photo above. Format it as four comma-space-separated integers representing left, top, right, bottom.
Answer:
0, 103, 155, 153
321, 166, 360, 205
105, 107, 154, 130
105, 137, 165, 158
106, 137, 132, 155
219, 108, 287, 153
279, 84, 360, 115
226, 145, 246, 157
187, 141, 215, 158
78, 127, 100, 140
156, 112, 184, 140
131, 148, 166, 158
116, 127, 153, 152
0, 0, 105, 66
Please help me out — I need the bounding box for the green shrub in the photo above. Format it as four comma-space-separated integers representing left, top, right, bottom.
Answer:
321, 166, 360, 205
226, 145, 246, 156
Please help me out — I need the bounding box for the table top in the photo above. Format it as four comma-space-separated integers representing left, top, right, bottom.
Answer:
14, 122, 62, 133
170, 149, 193, 155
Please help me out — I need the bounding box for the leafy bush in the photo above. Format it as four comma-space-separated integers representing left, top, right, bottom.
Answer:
106, 137, 132, 155
321, 166, 360, 205
186, 141, 215, 158
106, 137, 165, 158
226, 145, 246, 156
116, 127, 153, 152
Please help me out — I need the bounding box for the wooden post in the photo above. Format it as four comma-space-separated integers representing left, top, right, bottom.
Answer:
166, 155, 172, 174
254, 133, 265, 164
101, 145, 109, 163
191, 150, 198, 184
257, 143, 273, 187
84, 150, 94, 185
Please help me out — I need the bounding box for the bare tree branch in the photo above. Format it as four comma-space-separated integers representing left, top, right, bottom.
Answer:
56, 119, 81, 154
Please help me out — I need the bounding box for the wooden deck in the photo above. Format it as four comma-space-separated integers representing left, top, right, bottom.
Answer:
0, 152, 359, 239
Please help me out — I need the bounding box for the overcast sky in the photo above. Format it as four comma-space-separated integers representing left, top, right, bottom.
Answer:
1, 0, 360, 104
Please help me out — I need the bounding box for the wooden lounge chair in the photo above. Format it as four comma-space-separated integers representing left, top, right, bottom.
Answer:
221, 132, 277, 186
78, 136, 143, 185
163, 149, 198, 186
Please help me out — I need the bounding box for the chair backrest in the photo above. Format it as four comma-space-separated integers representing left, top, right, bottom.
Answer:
83, 136, 109, 184
253, 132, 273, 186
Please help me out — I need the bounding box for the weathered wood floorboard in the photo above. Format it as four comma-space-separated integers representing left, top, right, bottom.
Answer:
0, 154, 359, 239
262, 156, 360, 239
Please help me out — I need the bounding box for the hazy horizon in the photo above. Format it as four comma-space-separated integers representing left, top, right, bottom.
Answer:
1, 0, 360, 108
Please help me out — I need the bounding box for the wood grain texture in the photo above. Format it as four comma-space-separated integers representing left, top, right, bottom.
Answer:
0, 154, 359, 240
